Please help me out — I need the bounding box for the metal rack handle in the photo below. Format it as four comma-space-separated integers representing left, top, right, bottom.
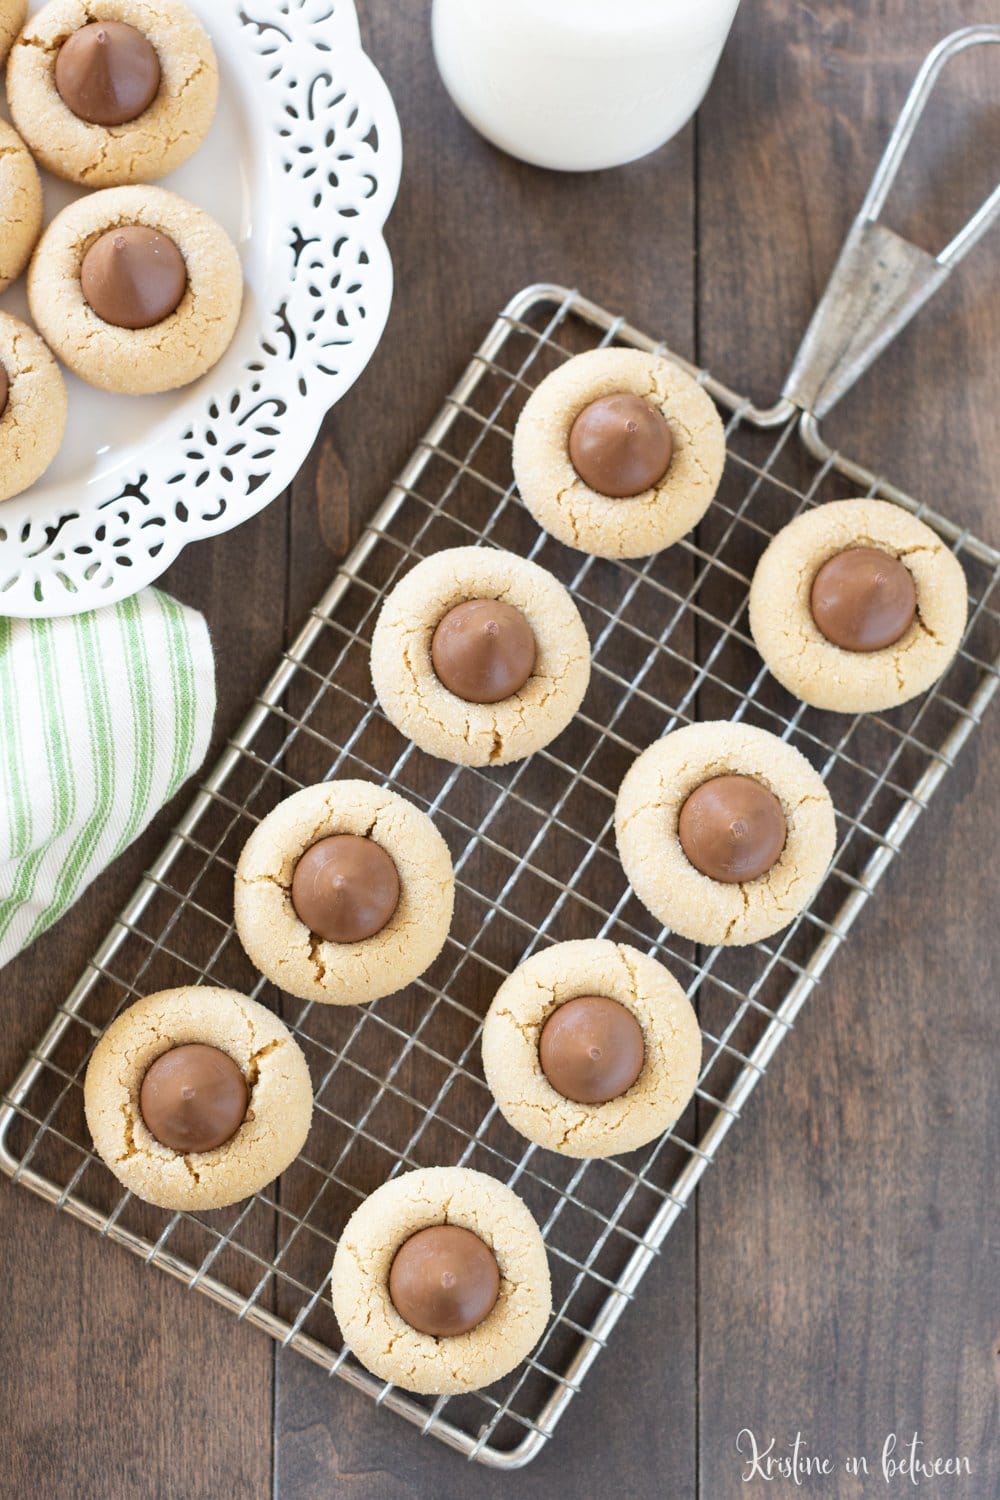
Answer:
782, 25, 1000, 419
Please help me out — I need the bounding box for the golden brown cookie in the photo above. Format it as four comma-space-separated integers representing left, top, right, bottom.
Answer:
370, 546, 592, 767
84, 987, 313, 1212
0, 311, 68, 503
512, 347, 726, 559
234, 780, 455, 1007
0, 117, 43, 293
615, 721, 836, 947
0, 0, 25, 67
28, 185, 243, 394
482, 940, 702, 1158
330, 1167, 552, 1395
6, 0, 218, 187
748, 499, 968, 714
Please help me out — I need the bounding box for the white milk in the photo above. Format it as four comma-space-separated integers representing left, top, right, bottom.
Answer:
431, 0, 741, 172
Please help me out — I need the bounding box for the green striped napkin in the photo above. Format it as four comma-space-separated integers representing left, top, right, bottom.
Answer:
0, 589, 215, 968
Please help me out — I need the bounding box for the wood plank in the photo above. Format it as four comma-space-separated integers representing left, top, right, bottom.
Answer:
696, 3, 1000, 1495
0, 507, 287, 1500
275, 4, 700, 1497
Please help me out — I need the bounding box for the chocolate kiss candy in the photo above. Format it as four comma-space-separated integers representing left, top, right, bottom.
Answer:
81, 225, 187, 330
389, 1225, 501, 1337
55, 21, 161, 127
431, 597, 536, 704
139, 1044, 248, 1154
568, 392, 673, 497
291, 834, 401, 943
810, 546, 917, 652
0, 363, 8, 421
678, 774, 787, 884
539, 995, 645, 1105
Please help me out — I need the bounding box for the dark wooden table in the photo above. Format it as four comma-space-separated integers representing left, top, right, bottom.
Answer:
2, 3, 998, 1497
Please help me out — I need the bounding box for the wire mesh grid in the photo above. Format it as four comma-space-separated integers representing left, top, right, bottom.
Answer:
2, 284, 998, 1469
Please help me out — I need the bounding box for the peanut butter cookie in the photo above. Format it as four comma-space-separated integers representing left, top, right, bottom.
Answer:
370, 545, 591, 767
84, 987, 313, 1212
6, 0, 218, 187
331, 1166, 551, 1395
482, 940, 702, 1159
512, 347, 726, 559
0, 0, 25, 67
28, 184, 242, 394
615, 721, 836, 947
749, 499, 968, 713
234, 780, 455, 1007
0, 311, 68, 502
0, 117, 43, 293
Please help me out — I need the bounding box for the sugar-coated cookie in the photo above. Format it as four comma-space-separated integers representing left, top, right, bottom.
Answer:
234, 780, 455, 1006
370, 545, 591, 767
331, 1167, 551, 1395
6, 0, 218, 187
749, 499, 968, 714
616, 721, 836, 947
482, 940, 702, 1158
512, 347, 726, 559
0, 117, 43, 293
0, 0, 25, 67
0, 311, 68, 502
29, 185, 242, 394
84, 987, 313, 1212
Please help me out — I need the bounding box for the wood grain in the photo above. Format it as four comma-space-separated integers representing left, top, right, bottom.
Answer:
280, 6, 700, 1498
0, 509, 287, 1499
696, 4, 999, 1497
1, 1, 996, 1497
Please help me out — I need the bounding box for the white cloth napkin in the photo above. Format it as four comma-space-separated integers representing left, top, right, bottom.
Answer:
0, 588, 215, 968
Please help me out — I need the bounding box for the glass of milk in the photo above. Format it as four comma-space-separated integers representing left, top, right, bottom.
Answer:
431, 0, 741, 173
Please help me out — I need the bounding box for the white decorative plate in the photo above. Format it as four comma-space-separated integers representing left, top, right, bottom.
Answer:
0, 0, 401, 617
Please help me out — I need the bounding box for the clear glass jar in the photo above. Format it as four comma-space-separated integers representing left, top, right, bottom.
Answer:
432, 0, 741, 172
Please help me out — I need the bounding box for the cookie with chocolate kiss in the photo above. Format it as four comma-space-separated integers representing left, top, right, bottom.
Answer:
29, 186, 242, 395
7, 0, 218, 187
371, 546, 591, 767
616, 721, 836, 947
749, 499, 968, 713
331, 1166, 551, 1395
482, 940, 702, 1160
513, 347, 726, 559
84, 987, 313, 1212
234, 780, 455, 1007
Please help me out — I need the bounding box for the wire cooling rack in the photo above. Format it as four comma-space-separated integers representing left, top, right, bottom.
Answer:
2, 284, 998, 1469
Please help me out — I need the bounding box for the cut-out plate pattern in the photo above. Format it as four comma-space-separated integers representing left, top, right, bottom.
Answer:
0, 0, 400, 617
